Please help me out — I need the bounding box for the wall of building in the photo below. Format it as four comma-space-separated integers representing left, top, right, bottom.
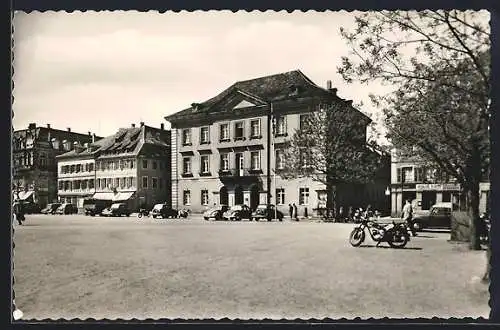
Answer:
136, 156, 170, 209
57, 157, 96, 208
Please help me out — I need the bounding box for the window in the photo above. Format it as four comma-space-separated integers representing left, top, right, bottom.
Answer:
142, 176, 148, 189
200, 127, 210, 144
220, 153, 229, 171
106, 178, 112, 189
251, 151, 261, 170
89, 179, 94, 189
201, 189, 209, 205
250, 119, 261, 138
114, 178, 119, 188
397, 167, 413, 183
275, 116, 287, 136
70, 165, 75, 173
114, 160, 119, 170
182, 129, 192, 145
276, 188, 285, 205
183, 157, 192, 175
97, 178, 101, 190
299, 188, 310, 205
130, 160, 135, 169
201, 155, 210, 174
183, 190, 191, 205
234, 121, 244, 140
120, 177, 125, 189
415, 167, 424, 182
89, 163, 94, 172
300, 114, 311, 130
152, 161, 157, 170
39, 153, 47, 167
76, 164, 81, 173
142, 159, 148, 169
220, 123, 230, 141
152, 177, 158, 189
58, 181, 63, 190
276, 149, 285, 170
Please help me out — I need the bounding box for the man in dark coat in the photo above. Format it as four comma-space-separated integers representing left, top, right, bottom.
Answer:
288, 204, 293, 219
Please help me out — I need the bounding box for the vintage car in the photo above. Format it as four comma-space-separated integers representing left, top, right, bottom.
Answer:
251, 204, 284, 222
412, 202, 456, 231
55, 203, 78, 215
203, 204, 229, 221
101, 203, 131, 217
83, 199, 112, 216
41, 203, 62, 215
223, 204, 252, 221
150, 203, 178, 219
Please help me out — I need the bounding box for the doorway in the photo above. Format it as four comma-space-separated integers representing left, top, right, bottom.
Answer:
234, 185, 243, 205
220, 186, 228, 205
249, 184, 260, 210
421, 191, 436, 210
235, 153, 244, 176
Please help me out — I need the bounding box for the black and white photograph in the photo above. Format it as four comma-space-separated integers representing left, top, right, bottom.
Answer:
11, 9, 491, 320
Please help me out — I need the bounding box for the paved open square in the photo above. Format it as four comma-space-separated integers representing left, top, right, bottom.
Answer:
13, 214, 489, 320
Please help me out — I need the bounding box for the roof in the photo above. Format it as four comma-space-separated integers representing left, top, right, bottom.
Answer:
57, 125, 170, 160
165, 70, 352, 122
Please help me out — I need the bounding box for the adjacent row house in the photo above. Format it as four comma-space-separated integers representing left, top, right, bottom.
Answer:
56, 122, 171, 211
165, 70, 390, 215
12, 123, 100, 209
390, 151, 490, 216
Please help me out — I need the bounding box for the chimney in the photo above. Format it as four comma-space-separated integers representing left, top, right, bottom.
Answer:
47, 124, 51, 141
346, 100, 353, 106
326, 80, 332, 90
88, 131, 91, 136
131, 123, 136, 128
47, 124, 51, 129
67, 127, 71, 132
92, 133, 96, 143
28, 123, 36, 130
140, 122, 144, 127
161, 123, 165, 130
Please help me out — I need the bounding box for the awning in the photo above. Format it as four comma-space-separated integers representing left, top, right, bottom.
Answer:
15, 191, 34, 201
113, 191, 136, 201
92, 192, 116, 201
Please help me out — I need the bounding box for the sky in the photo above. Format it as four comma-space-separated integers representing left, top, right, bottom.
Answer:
13, 11, 391, 139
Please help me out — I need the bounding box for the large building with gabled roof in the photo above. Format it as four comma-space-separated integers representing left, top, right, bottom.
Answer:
165, 70, 389, 215
56, 122, 171, 211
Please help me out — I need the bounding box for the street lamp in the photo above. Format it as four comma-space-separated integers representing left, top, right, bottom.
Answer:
385, 186, 390, 216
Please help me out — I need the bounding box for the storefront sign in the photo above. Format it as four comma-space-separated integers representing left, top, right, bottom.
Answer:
416, 183, 461, 191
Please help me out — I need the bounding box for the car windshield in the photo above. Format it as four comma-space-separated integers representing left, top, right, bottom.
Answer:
153, 204, 164, 211
230, 205, 242, 211
111, 204, 122, 209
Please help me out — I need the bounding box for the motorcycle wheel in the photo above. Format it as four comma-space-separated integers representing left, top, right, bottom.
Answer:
388, 230, 409, 249
349, 228, 365, 247
138, 213, 143, 218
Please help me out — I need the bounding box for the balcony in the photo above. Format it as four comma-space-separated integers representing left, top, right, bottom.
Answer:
218, 168, 263, 179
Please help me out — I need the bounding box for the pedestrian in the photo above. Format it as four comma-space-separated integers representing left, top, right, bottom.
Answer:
402, 199, 417, 237
292, 203, 298, 221
347, 206, 353, 222
13, 202, 25, 225
338, 206, 344, 223
288, 204, 293, 219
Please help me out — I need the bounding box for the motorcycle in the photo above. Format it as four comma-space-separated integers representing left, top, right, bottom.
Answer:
177, 209, 190, 218
137, 208, 150, 218
349, 215, 410, 249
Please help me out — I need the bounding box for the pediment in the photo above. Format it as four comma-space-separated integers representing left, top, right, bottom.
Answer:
233, 100, 257, 109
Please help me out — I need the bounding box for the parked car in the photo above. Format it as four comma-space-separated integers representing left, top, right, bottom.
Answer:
412, 202, 456, 231
150, 203, 178, 219
203, 204, 229, 221
84, 199, 112, 216
251, 204, 284, 222
55, 203, 78, 215
223, 204, 252, 221
41, 203, 62, 215
101, 203, 131, 217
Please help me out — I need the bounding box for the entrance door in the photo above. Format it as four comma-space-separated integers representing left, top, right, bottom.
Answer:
220, 186, 228, 205
234, 185, 244, 205
249, 184, 260, 210
235, 153, 244, 176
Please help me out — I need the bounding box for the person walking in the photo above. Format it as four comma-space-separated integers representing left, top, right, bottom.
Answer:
288, 204, 293, 219
13, 202, 25, 225
292, 203, 298, 221
402, 199, 417, 237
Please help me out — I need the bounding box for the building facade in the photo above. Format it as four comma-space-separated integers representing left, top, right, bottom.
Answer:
165, 70, 389, 215
390, 151, 490, 216
12, 123, 99, 209
56, 123, 171, 211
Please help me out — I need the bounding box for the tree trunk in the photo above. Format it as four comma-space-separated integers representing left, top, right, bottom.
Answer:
467, 181, 481, 251
326, 179, 336, 220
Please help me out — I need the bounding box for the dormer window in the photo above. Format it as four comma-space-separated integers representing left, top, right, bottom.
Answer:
51, 138, 60, 150
288, 84, 300, 97
191, 103, 201, 112
62, 140, 71, 151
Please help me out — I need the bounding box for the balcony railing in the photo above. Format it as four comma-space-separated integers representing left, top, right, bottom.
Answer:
218, 168, 262, 177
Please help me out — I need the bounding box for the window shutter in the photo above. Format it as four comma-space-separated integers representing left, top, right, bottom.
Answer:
397, 168, 402, 183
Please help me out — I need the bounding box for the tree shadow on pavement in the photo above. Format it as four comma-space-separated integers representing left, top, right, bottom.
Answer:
414, 235, 437, 238
357, 244, 423, 250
